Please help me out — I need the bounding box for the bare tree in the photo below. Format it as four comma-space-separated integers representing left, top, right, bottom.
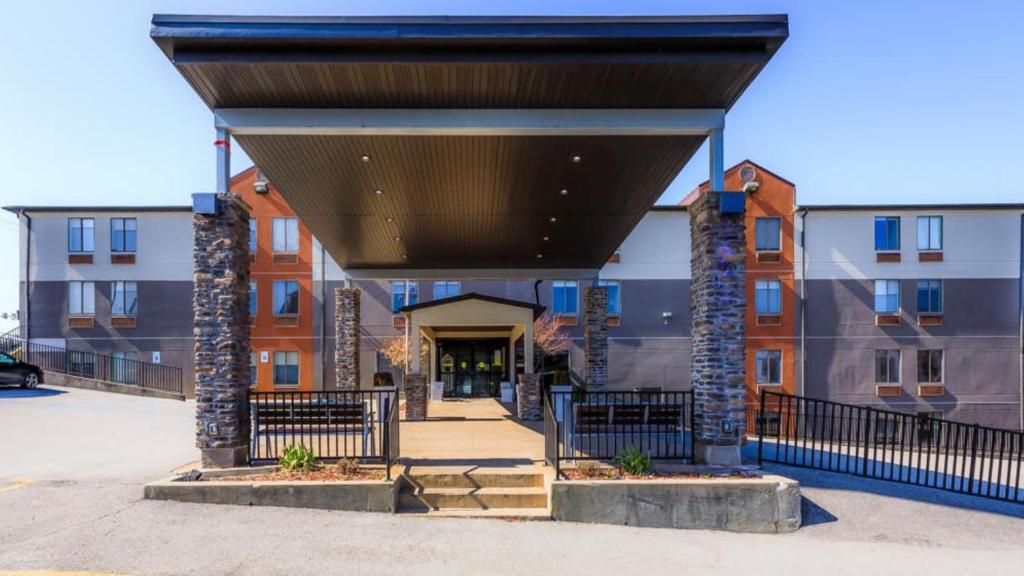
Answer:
532, 312, 571, 373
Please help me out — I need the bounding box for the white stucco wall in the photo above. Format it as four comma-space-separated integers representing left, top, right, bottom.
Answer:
600, 210, 690, 280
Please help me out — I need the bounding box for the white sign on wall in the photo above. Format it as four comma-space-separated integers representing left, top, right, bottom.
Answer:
151, 352, 161, 364
260, 351, 269, 363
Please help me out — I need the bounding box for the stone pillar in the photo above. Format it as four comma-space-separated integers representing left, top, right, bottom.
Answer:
404, 373, 428, 421
193, 193, 251, 468
335, 287, 360, 390
583, 286, 608, 390
690, 190, 746, 466
516, 373, 541, 421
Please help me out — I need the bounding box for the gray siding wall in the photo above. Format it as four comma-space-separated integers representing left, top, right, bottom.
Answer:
804, 278, 1021, 428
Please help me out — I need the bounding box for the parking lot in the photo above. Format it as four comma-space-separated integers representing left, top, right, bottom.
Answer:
2, 386, 1024, 575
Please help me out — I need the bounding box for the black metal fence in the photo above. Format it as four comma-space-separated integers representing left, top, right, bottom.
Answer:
250, 389, 400, 479
0, 333, 183, 394
757, 390, 1024, 503
544, 389, 695, 474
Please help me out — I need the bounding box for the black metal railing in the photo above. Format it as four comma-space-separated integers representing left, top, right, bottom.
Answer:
757, 390, 1024, 503
0, 333, 182, 394
544, 389, 694, 470
250, 389, 399, 475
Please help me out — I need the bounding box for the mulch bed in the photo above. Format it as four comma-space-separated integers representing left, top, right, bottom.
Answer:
208, 468, 384, 482
562, 468, 758, 481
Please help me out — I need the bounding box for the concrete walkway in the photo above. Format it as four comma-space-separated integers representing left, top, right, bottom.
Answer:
401, 398, 544, 464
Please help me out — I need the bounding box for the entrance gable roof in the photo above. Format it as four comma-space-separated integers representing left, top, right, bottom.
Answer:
400, 292, 546, 319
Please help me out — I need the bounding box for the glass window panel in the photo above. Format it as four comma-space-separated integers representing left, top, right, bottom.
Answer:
917, 217, 929, 250
565, 282, 578, 314
111, 219, 124, 252
598, 280, 621, 315
111, 282, 123, 314
755, 217, 781, 251
125, 218, 136, 252
391, 281, 406, 313
874, 217, 900, 251
68, 218, 81, 252
930, 217, 942, 250
69, 281, 81, 314
874, 280, 900, 313
755, 350, 781, 385
126, 282, 137, 316
249, 219, 257, 253
250, 352, 258, 386
249, 281, 257, 316
82, 282, 94, 314
82, 219, 94, 252
407, 282, 418, 306
273, 280, 299, 314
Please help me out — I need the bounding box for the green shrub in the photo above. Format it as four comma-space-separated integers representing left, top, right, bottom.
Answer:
279, 444, 319, 472
617, 446, 652, 476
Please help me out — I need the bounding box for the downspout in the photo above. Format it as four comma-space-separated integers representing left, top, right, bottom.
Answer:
533, 279, 542, 306
320, 242, 327, 390
798, 208, 808, 398
20, 210, 31, 342
1018, 213, 1023, 430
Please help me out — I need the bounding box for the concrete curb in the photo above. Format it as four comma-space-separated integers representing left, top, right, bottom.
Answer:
144, 470, 401, 513
44, 370, 185, 401
550, 474, 801, 533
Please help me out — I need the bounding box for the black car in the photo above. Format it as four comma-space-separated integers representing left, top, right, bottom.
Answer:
0, 350, 43, 389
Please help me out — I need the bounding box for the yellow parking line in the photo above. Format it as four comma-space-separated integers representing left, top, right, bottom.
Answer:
0, 477, 34, 493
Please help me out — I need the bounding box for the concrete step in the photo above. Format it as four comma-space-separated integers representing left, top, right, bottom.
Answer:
398, 486, 548, 511
396, 508, 552, 521
403, 467, 545, 489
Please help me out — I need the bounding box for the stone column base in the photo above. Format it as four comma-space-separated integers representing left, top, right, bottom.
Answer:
516, 374, 541, 421
695, 441, 743, 467
201, 446, 250, 468
404, 374, 428, 421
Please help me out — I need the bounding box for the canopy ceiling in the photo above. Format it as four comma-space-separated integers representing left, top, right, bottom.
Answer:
152, 15, 788, 272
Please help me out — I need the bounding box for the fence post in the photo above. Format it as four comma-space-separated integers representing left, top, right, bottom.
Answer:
968, 423, 979, 492
383, 396, 392, 481
757, 389, 766, 465
862, 406, 872, 476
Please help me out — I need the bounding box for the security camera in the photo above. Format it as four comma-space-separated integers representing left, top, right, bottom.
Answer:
742, 181, 760, 193
253, 180, 270, 195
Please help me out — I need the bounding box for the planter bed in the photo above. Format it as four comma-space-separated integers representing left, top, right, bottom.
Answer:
144, 464, 400, 513
551, 465, 801, 533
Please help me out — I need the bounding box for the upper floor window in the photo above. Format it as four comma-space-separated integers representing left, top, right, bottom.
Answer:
68, 281, 95, 315
552, 281, 579, 315
916, 280, 943, 313
874, 280, 900, 314
272, 280, 299, 315
110, 281, 138, 317
755, 349, 782, 385
755, 217, 781, 251
597, 279, 621, 316
433, 281, 461, 300
391, 281, 419, 313
875, 350, 901, 383
249, 219, 257, 254
874, 216, 900, 251
917, 350, 944, 383
272, 217, 299, 252
917, 216, 942, 251
755, 279, 782, 315
68, 218, 95, 253
110, 218, 137, 253
273, 351, 300, 386
249, 281, 257, 317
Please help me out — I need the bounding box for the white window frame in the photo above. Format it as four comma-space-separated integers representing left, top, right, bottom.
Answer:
755, 279, 782, 315
874, 349, 901, 384
754, 217, 782, 252
271, 217, 299, 252
110, 217, 137, 253
874, 280, 901, 314
68, 281, 95, 316
916, 215, 943, 251
755, 349, 782, 386
272, 279, 300, 316
273, 350, 300, 387
110, 281, 138, 317
67, 217, 95, 253
249, 219, 258, 254
597, 279, 621, 316
552, 280, 579, 316
917, 349, 944, 384
432, 281, 461, 300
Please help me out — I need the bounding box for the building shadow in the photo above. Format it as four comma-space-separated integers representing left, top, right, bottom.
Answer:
800, 495, 839, 527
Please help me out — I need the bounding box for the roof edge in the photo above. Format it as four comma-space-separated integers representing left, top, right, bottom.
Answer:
400, 292, 546, 318
3, 205, 192, 214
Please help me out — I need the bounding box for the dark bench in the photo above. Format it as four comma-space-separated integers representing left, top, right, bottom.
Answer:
251, 401, 373, 454
572, 403, 684, 432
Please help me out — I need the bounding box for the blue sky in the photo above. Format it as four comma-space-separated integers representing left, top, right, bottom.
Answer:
1, 0, 1022, 319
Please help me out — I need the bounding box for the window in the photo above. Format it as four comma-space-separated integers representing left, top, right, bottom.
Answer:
391, 281, 419, 313
874, 280, 900, 314
68, 218, 95, 253
755, 350, 782, 385
110, 218, 137, 253
110, 281, 138, 316
249, 219, 257, 254
875, 350, 901, 383
68, 281, 95, 315
874, 216, 900, 251
917, 350, 943, 383
250, 352, 258, 386
272, 280, 299, 315
917, 216, 942, 251
755, 279, 782, 314
273, 351, 299, 386
433, 281, 461, 300
597, 279, 621, 316
272, 217, 299, 252
552, 281, 579, 315
110, 351, 138, 384
916, 280, 943, 313
755, 217, 782, 251
249, 281, 257, 317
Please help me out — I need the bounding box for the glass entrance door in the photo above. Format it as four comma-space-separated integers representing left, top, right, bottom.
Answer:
437, 339, 508, 398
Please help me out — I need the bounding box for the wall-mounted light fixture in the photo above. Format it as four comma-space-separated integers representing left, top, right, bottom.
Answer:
661, 311, 673, 325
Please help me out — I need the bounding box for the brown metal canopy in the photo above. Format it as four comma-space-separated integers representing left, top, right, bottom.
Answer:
152, 15, 788, 272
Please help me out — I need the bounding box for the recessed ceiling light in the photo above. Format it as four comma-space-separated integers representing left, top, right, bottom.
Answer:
543, 236, 550, 242
385, 217, 394, 222
374, 189, 384, 195
402, 253, 407, 258
560, 189, 569, 196
393, 236, 401, 241
536, 253, 543, 259
571, 155, 582, 163
549, 217, 557, 223
360, 155, 371, 162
